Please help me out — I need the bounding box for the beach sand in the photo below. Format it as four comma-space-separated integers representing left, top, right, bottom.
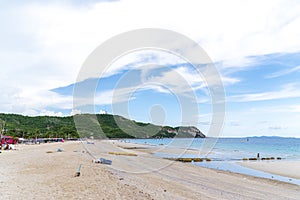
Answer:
238, 160, 300, 180
0, 141, 299, 200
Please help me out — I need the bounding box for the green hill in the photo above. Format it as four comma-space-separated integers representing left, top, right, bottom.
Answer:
0, 113, 205, 139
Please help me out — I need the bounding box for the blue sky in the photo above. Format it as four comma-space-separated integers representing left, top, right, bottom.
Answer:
1, 0, 300, 137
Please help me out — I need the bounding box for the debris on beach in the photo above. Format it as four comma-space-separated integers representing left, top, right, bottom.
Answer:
119, 146, 148, 150
243, 156, 282, 161
86, 141, 94, 144
168, 156, 283, 163
108, 152, 137, 156
75, 164, 82, 177
93, 158, 112, 165
249, 158, 258, 161
167, 158, 204, 162
57, 148, 63, 152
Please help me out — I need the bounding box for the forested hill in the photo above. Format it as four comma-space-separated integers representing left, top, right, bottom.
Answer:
0, 113, 205, 139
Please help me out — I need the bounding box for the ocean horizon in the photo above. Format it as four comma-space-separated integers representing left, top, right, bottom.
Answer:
125, 136, 300, 161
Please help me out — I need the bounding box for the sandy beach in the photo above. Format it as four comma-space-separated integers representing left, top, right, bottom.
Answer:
0, 141, 299, 200
238, 160, 300, 180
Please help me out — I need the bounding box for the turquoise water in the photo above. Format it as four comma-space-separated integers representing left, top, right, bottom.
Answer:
126, 137, 300, 185
126, 137, 300, 160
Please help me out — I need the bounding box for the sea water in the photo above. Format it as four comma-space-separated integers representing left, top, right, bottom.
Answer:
126, 137, 300, 160
126, 137, 300, 185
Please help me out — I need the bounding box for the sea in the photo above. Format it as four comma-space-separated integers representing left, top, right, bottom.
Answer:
125, 137, 300, 185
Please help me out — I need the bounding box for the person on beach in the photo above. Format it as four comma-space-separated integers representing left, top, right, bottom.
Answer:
257, 153, 260, 159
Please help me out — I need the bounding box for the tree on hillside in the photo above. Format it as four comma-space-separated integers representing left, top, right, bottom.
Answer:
59, 126, 79, 139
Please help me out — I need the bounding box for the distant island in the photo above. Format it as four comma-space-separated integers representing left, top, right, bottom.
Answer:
0, 113, 205, 139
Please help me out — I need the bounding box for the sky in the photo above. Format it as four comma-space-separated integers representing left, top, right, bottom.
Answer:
1, 0, 300, 137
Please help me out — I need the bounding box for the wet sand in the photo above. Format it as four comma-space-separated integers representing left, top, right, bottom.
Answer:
238, 160, 300, 180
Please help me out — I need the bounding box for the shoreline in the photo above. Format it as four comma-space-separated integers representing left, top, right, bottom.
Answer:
114, 140, 300, 184
237, 160, 300, 180
1, 140, 299, 199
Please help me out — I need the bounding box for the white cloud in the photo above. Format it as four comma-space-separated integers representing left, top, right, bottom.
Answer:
228, 121, 241, 127
39, 110, 63, 117
249, 105, 300, 113
228, 83, 300, 102
1, 0, 300, 116
292, 105, 300, 112
266, 65, 300, 78
0, 84, 73, 116
268, 125, 286, 130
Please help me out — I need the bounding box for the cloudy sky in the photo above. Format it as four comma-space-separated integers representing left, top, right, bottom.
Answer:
1, 0, 300, 137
